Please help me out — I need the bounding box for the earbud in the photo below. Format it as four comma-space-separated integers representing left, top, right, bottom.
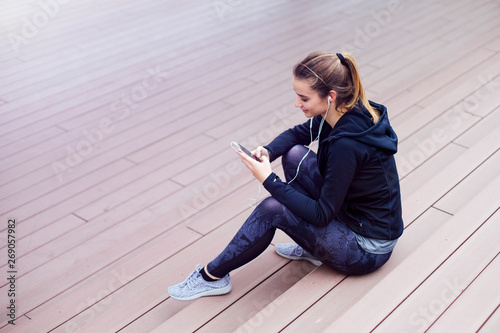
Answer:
328, 96, 332, 102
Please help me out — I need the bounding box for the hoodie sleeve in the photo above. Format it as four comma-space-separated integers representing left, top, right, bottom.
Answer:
263, 137, 362, 227
264, 116, 323, 162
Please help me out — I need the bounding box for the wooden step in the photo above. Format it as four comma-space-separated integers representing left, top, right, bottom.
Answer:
283, 173, 500, 332
373, 208, 500, 332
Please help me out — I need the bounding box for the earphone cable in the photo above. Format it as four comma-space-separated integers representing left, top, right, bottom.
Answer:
288, 97, 331, 184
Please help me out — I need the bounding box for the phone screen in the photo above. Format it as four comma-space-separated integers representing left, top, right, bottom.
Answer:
231, 142, 261, 162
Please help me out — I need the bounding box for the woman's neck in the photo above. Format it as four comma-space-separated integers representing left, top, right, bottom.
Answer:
324, 105, 348, 128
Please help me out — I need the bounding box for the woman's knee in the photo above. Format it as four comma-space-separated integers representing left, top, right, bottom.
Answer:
282, 145, 308, 168
257, 197, 284, 216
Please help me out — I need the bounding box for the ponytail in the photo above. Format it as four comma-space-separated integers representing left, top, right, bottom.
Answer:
340, 53, 379, 123
293, 51, 380, 123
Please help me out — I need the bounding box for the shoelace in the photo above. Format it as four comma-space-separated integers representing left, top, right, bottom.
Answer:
185, 265, 203, 290
292, 246, 304, 257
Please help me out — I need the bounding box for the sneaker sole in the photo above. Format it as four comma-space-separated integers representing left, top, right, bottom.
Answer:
169, 284, 232, 301
275, 251, 322, 267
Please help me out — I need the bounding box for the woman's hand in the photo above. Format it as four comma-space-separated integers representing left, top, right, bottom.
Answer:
252, 146, 270, 161
236, 148, 272, 183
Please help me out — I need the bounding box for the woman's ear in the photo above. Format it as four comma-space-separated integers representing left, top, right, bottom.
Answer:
328, 90, 337, 102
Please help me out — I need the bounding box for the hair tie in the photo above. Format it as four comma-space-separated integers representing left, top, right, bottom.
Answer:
336, 52, 346, 65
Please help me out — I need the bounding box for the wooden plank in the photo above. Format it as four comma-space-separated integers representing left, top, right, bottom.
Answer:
351, 0, 446, 65
373, 209, 500, 332
73, 135, 212, 221
282, 174, 499, 332
48, 214, 281, 332
0, 314, 30, 332
395, 106, 480, 179
0, 82, 229, 180
1, 2, 294, 156
197, 260, 316, 333
11, 226, 201, 332
235, 264, 344, 333
0, 176, 181, 286
427, 255, 500, 332
478, 305, 500, 333
466, 77, 500, 118
454, 108, 500, 148
418, 53, 500, 109
0, 131, 197, 236
0, 0, 294, 116
1, 5, 156, 86
0, 158, 134, 225
278, 208, 450, 332
172, 105, 300, 187
1, 0, 212, 75
186, 180, 267, 236
1, 0, 498, 332
485, 35, 500, 52
433, 150, 500, 215
0, 4, 200, 95
385, 48, 495, 117
147, 249, 286, 333
395, 53, 500, 143
117, 300, 174, 333
440, 0, 482, 21
0, 214, 84, 272
372, 18, 500, 102
3, 35, 231, 130
0, 96, 226, 207
439, 2, 500, 42
17, 189, 260, 330
401, 128, 499, 226
0, 125, 65, 157
206, 83, 296, 139
0, 158, 135, 222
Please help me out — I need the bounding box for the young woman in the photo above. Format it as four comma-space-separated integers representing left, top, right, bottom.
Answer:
168, 51, 404, 301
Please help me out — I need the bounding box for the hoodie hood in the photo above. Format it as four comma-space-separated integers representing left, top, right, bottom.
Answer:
322, 101, 398, 154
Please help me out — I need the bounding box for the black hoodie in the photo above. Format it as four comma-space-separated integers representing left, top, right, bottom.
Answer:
263, 101, 404, 240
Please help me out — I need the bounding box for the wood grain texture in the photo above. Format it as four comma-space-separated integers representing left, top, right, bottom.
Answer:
1, 0, 498, 331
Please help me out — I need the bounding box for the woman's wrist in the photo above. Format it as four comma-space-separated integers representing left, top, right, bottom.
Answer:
259, 171, 273, 184
262, 172, 278, 185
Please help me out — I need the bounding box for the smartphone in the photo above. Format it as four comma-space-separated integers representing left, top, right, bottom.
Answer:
230, 141, 261, 162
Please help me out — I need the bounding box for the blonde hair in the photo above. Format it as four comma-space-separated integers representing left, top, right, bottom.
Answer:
293, 51, 379, 123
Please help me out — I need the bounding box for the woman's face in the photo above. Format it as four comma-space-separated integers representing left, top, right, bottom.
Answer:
292, 77, 329, 118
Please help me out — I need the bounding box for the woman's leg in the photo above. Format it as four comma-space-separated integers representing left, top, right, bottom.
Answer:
206, 197, 280, 278
281, 145, 323, 199
206, 145, 320, 278
283, 215, 392, 275
207, 196, 390, 277
207, 144, 390, 278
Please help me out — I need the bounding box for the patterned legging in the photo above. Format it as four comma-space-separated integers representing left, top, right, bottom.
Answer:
207, 145, 392, 277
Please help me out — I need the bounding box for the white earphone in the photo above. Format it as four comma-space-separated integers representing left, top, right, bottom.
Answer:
245, 95, 333, 206
288, 95, 332, 184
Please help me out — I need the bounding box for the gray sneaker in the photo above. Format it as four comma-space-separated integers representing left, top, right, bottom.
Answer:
275, 243, 322, 266
168, 264, 232, 301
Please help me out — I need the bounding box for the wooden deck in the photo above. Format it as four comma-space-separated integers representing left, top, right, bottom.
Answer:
1, 0, 499, 331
